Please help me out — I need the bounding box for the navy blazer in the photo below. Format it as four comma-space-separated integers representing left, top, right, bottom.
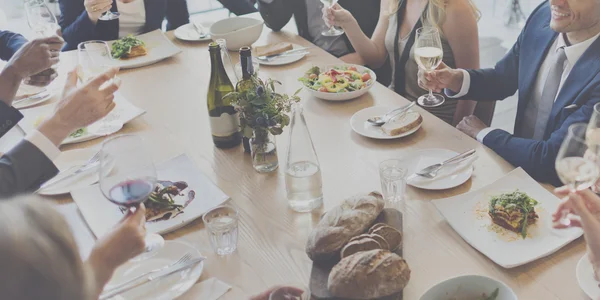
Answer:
59, 0, 189, 50
0, 30, 27, 61
463, 2, 600, 186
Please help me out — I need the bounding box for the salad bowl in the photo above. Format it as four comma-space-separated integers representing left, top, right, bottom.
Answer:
299, 64, 376, 101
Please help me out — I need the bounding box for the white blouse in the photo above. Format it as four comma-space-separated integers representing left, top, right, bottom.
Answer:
116, 0, 146, 37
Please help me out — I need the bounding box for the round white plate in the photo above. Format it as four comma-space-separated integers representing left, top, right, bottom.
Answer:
104, 240, 204, 300
302, 64, 376, 101
577, 253, 600, 300
257, 43, 307, 66
37, 148, 104, 196
13, 91, 53, 109
406, 148, 474, 190
420, 275, 517, 300
174, 23, 211, 42
350, 106, 421, 140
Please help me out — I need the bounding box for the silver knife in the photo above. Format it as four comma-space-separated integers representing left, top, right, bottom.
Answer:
99, 257, 205, 300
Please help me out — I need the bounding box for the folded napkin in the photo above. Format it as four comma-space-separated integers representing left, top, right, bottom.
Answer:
178, 278, 232, 300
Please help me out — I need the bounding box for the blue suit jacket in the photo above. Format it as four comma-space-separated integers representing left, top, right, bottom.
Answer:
59, 0, 189, 50
463, 2, 600, 186
0, 30, 27, 61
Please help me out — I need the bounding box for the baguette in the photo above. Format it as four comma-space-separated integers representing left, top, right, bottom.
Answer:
255, 42, 293, 57
381, 111, 422, 136
305, 192, 385, 262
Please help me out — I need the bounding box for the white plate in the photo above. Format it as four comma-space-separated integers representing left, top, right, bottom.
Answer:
350, 106, 421, 139
104, 240, 204, 300
257, 43, 307, 66
107, 30, 182, 69
420, 275, 517, 300
174, 23, 211, 42
13, 91, 53, 109
406, 149, 474, 190
577, 254, 600, 300
38, 148, 102, 196
302, 64, 376, 101
432, 168, 583, 268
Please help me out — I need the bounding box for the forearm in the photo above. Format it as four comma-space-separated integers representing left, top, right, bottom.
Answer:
340, 52, 365, 65
452, 100, 476, 126
86, 251, 118, 298
0, 65, 24, 106
342, 21, 386, 68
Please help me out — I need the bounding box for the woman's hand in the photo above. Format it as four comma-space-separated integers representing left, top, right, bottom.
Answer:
249, 286, 305, 300
322, 3, 356, 29
85, 0, 114, 23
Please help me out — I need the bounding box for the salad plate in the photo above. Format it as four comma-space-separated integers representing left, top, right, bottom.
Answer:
299, 64, 376, 101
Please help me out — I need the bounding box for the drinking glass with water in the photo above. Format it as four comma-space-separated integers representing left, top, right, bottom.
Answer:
202, 205, 239, 256
379, 159, 407, 204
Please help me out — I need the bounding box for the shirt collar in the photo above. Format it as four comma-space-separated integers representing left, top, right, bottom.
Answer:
556, 32, 600, 66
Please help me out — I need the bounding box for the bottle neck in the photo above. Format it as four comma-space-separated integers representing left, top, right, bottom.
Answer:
240, 54, 254, 80
209, 49, 228, 80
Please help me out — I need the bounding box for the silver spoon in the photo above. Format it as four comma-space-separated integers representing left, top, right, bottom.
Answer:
367, 102, 416, 126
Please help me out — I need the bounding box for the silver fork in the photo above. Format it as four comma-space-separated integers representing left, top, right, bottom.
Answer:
38, 151, 101, 191
102, 253, 193, 296
191, 21, 207, 38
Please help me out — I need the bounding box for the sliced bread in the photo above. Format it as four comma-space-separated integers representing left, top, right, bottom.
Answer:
255, 42, 293, 57
381, 111, 422, 136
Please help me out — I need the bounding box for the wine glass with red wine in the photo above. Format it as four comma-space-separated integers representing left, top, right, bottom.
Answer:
99, 134, 164, 260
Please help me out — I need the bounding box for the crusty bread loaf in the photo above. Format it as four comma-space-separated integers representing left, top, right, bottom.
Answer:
381, 111, 422, 136
367, 233, 390, 251
306, 192, 385, 262
255, 42, 293, 57
372, 225, 403, 251
341, 237, 381, 258
328, 249, 411, 299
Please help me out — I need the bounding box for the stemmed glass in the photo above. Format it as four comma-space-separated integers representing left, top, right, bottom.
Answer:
554, 123, 600, 226
320, 0, 344, 37
99, 1, 120, 21
24, 0, 59, 38
99, 134, 164, 261
414, 27, 445, 108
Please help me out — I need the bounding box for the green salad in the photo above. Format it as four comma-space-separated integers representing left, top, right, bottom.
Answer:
489, 190, 538, 238
298, 66, 373, 93
111, 36, 145, 59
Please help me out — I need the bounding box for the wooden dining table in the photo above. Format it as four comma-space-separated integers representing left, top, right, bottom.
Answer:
1, 14, 590, 300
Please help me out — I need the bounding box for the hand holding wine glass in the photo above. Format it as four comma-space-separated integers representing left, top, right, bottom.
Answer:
85, 0, 119, 23
320, 0, 345, 36
414, 27, 445, 108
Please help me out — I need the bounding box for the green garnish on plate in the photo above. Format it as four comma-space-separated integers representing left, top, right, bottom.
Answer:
111, 36, 145, 59
69, 128, 87, 138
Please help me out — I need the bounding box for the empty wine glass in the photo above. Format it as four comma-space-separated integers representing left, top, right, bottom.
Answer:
320, 0, 344, 37
414, 27, 445, 108
555, 123, 600, 227
99, 134, 164, 261
24, 0, 60, 38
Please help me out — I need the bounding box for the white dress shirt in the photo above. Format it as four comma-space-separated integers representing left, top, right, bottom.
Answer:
117, 0, 146, 37
447, 32, 600, 142
25, 130, 61, 161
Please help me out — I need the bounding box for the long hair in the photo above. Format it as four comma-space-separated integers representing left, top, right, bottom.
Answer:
0, 196, 92, 300
389, 0, 481, 34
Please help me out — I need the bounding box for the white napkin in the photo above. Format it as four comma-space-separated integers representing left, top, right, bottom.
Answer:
177, 278, 232, 300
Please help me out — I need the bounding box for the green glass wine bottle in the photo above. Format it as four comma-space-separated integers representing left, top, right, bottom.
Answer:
207, 42, 242, 148
236, 46, 256, 153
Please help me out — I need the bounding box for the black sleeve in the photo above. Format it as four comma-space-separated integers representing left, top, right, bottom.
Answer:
0, 101, 23, 138
0, 30, 28, 61
257, 0, 294, 32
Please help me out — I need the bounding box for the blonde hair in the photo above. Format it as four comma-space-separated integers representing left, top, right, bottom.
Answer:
0, 196, 92, 300
389, 0, 481, 33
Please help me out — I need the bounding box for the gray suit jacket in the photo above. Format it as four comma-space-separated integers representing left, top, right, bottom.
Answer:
0, 140, 58, 198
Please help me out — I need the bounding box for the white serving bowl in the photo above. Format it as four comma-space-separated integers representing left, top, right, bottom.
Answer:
209, 16, 263, 51
420, 275, 517, 300
301, 64, 376, 101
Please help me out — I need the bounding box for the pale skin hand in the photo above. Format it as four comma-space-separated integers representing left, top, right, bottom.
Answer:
37, 67, 120, 146
249, 286, 305, 300
85, 0, 114, 24
456, 115, 488, 139
86, 204, 147, 298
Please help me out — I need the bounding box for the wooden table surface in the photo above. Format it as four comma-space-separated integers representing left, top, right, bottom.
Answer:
3, 18, 589, 299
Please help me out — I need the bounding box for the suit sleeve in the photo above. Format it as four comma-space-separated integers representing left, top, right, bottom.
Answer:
0, 31, 28, 61
257, 0, 293, 32
0, 140, 58, 198
482, 87, 600, 186
165, 0, 190, 31
58, 0, 97, 51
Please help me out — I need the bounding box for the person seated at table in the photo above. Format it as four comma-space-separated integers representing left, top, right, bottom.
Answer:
553, 187, 600, 280
0, 195, 146, 299
418, 0, 600, 185
0, 67, 120, 198
58, 0, 190, 50
218, 0, 257, 16
0, 31, 62, 87
323, 0, 482, 125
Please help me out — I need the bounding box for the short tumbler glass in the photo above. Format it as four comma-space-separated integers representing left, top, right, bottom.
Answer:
202, 205, 239, 256
379, 159, 407, 204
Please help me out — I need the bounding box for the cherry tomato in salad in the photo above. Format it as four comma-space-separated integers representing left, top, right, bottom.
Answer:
361, 73, 371, 82
318, 87, 329, 92
348, 66, 357, 72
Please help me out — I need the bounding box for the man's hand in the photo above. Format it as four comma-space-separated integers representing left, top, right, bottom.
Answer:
456, 115, 488, 139
5, 36, 63, 79
417, 62, 463, 93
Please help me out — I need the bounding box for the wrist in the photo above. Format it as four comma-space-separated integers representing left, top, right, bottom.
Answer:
449, 69, 464, 93
343, 16, 359, 31
37, 115, 72, 146
2, 64, 25, 82
87, 248, 118, 289
87, 12, 100, 24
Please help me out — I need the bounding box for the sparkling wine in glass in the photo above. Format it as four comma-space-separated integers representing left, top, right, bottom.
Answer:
415, 27, 445, 108
320, 0, 344, 36
77, 41, 115, 83
555, 123, 600, 226
99, 134, 164, 261
24, 0, 60, 38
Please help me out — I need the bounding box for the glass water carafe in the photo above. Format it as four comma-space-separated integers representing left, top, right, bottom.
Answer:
285, 103, 323, 212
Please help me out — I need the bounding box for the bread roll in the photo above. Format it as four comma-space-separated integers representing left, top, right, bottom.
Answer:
381, 111, 422, 136
328, 249, 411, 299
372, 225, 403, 251
306, 192, 385, 262
341, 237, 381, 258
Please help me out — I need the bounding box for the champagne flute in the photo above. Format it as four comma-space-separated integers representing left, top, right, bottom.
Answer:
555, 123, 600, 226
320, 0, 344, 37
24, 0, 60, 38
414, 27, 445, 108
98, 0, 121, 21
99, 134, 164, 261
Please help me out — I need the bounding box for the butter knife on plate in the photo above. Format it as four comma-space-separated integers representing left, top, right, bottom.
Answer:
99, 256, 206, 300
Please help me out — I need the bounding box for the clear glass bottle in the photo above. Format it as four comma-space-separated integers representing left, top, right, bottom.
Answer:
285, 103, 323, 212
250, 129, 279, 173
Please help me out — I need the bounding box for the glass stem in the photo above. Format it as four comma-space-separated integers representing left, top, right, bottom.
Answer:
428, 88, 434, 100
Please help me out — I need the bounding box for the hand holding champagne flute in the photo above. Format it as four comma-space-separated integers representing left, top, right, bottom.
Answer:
321, 0, 344, 36
414, 27, 445, 108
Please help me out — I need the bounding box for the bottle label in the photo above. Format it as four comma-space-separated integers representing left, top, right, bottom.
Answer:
210, 112, 240, 137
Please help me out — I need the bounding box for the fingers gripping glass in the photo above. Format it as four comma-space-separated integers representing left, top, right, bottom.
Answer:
99, 1, 120, 21
414, 27, 445, 108
320, 0, 344, 37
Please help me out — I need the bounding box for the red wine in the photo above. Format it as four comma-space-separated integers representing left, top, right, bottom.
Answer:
108, 179, 154, 207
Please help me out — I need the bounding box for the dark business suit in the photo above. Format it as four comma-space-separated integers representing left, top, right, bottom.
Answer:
462, 2, 600, 185
0, 31, 27, 61
59, 0, 190, 50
